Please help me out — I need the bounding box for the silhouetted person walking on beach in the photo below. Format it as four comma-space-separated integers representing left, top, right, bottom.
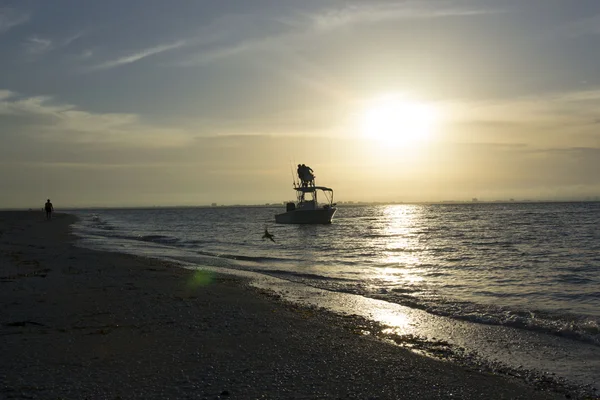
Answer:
45, 199, 54, 220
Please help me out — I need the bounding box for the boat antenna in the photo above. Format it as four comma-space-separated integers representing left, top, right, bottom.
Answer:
289, 158, 297, 187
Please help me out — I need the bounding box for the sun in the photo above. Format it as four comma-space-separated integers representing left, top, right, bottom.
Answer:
360, 95, 439, 147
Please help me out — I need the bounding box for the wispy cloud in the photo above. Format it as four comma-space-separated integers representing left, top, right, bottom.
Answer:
0, 93, 73, 116
91, 40, 187, 70
62, 31, 84, 47
78, 49, 94, 59
177, 39, 267, 67
0, 89, 14, 101
307, 2, 503, 31
177, 2, 502, 67
447, 88, 600, 136
24, 31, 84, 56
173, 13, 283, 67
0, 89, 190, 147
24, 36, 53, 54
0, 7, 29, 33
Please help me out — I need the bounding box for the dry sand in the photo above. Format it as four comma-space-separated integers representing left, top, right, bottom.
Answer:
0, 211, 569, 399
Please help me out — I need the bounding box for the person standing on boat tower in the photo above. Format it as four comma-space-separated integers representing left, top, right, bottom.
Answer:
305, 165, 314, 186
297, 164, 315, 187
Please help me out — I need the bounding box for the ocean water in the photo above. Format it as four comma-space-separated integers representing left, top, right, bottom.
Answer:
69, 202, 600, 386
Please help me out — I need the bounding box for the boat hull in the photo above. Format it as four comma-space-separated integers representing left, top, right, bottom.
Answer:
275, 208, 336, 224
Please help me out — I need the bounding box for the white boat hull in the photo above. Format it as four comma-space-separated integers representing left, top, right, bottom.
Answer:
275, 208, 336, 224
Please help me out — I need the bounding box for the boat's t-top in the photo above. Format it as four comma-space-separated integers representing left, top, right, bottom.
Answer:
295, 185, 334, 209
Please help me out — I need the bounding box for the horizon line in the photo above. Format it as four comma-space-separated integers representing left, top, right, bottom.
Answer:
2, 198, 600, 211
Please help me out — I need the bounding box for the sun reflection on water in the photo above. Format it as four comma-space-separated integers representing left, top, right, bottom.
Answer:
374, 205, 426, 286
370, 308, 414, 336
377, 267, 424, 285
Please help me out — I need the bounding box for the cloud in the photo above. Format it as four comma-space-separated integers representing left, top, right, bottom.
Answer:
0, 89, 190, 147
0, 94, 71, 116
115, 13, 260, 68
0, 7, 29, 33
177, 2, 502, 67
173, 13, 284, 67
448, 88, 600, 126
0, 90, 14, 101
439, 88, 600, 149
62, 31, 84, 46
78, 49, 93, 59
307, 2, 502, 31
23, 31, 84, 56
176, 38, 268, 67
91, 40, 187, 70
24, 36, 53, 54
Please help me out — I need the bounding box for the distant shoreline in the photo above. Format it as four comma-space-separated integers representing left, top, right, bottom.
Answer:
3, 198, 600, 211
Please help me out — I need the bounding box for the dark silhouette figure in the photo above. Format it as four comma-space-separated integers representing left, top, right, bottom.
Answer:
44, 199, 54, 220
305, 165, 314, 186
297, 164, 315, 187
262, 227, 275, 242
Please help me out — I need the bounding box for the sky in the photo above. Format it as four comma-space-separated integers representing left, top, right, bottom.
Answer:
2, 0, 600, 208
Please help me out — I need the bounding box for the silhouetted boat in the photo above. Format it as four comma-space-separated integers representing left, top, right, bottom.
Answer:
275, 184, 336, 224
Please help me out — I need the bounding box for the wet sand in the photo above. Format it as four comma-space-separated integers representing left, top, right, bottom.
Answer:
0, 211, 570, 399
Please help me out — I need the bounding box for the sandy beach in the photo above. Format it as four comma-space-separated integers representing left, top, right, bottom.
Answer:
0, 211, 571, 399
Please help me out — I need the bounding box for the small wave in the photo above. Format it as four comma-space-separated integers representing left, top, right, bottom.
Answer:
214, 253, 288, 263
554, 274, 595, 285
467, 241, 517, 247
185, 239, 210, 245
363, 233, 388, 238
385, 247, 423, 253
390, 287, 420, 294
364, 290, 600, 346
264, 269, 354, 282
423, 271, 451, 278
138, 235, 180, 245
81, 230, 183, 248
88, 215, 115, 231
431, 247, 456, 253
444, 256, 474, 262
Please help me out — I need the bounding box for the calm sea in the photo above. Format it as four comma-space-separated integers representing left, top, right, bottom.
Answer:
69, 202, 600, 347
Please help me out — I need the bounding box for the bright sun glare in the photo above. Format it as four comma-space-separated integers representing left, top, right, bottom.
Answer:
361, 95, 439, 147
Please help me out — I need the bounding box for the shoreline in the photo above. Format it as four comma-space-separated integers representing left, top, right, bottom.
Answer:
0, 211, 588, 399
